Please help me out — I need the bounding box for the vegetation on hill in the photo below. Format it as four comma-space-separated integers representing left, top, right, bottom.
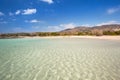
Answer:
0, 24, 120, 38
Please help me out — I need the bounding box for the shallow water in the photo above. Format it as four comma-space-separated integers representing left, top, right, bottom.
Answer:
0, 38, 120, 80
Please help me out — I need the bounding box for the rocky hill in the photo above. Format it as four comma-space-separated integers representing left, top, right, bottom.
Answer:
60, 24, 120, 34
0, 24, 120, 38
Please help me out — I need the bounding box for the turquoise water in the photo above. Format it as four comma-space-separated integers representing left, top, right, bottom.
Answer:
0, 38, 120, 80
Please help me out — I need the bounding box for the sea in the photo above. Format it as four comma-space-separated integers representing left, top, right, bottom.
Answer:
0, 38, 120, 80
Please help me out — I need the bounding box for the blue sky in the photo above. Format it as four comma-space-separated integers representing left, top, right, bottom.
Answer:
0, 0, 120, 33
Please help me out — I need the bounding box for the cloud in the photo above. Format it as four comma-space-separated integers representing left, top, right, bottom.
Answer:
9, 12, 14, 16
80, 24, 89, 26
32, 26, 40, 29
96, 21, 120, 26
25, 19, 41, 23
30, 19, 41, 23
48, 26, 61, 31
59, 23, 76, 29
48, 23, 76, 31
15, 10, 21, 15
41, 0, 53, 4
0, 12, 4, 16
22, 9, 37, 15
107, 6, 120, 14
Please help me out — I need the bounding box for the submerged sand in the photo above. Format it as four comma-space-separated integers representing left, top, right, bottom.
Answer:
0, 37, 120, 80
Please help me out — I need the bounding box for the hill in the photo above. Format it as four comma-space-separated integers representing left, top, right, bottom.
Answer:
0, 24, 120, 38
60, 24, 120, 36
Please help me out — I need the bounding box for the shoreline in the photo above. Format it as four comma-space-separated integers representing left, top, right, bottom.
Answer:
23, 36, 120, 41
0, 36, 120, 41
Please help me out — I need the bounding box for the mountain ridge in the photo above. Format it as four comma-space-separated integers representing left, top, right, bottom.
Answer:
0, 24, 120, 38
60, 24, 120, 32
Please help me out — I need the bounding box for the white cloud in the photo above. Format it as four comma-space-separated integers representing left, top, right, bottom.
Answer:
59, 23, 76, 29
25, 19, 41, 23
15, 10, 21, 15
30, 19, 40, 23
41, 0, 53, 4
9, 12, 14, 16
0, 12, 4, 16
96, 21, 120, 26
22, 9, 37, 15
107, 6, 120, 14
48, 23, 76, 31
79, 24, 93, 27
48, 26, 61, 31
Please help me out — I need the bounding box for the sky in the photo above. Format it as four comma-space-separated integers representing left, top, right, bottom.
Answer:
0, 0, 120, 33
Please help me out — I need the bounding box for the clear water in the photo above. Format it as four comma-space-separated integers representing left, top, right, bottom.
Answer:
0, 38, 120, 80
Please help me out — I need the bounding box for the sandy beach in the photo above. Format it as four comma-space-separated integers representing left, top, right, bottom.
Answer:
71, 36, 120, 40
24, 36, 120, 41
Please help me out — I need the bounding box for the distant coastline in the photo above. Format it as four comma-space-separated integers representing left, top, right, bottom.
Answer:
0, 35, 120, 41
0, 24, 120, 39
